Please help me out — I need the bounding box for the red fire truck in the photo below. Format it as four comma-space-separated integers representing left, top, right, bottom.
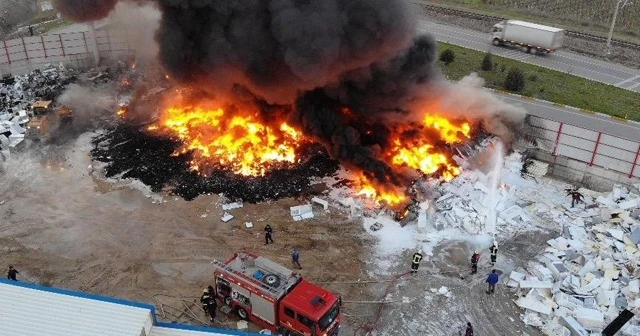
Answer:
213, 252, 342, 335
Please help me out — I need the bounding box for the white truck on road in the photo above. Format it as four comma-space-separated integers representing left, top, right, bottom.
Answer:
491, 20, 565, 54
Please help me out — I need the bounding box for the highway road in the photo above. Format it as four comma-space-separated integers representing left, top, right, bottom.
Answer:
417, 20, 640, 92
495, 91, 639, 142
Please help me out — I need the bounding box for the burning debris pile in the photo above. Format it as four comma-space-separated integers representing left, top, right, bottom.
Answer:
0, 63, 78, 157
91, 124, 339, 202
506, 185, 640, 335
59, 0, 526, 203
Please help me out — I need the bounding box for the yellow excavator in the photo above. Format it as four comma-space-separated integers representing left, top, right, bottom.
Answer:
26, 100, 73, 140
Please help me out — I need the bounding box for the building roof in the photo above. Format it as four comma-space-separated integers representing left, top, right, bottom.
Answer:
150, 323, 264, 336
507, 20, 564, 33
0, 278, 262, 336
0, 278, 154, 336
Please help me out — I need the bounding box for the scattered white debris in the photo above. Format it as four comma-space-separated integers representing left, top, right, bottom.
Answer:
311, 197, 329, 210
222, 201, 243, 211
525, 159, 549, 177
506, 179, 640, 333
237, 320, 248, 330
244, 222, 253, 228
221, 212, 234, 223
437, 286, 452, 298
290, 204, 314, 221
515, 295, 552, 315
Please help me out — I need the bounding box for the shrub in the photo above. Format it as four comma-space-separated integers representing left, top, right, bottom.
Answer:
439, 49, 455, 65
481, 52, 494, 71
504, 67, 526, 92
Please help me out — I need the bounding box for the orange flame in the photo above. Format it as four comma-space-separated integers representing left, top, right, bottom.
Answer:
148, 104, 303, 176
356, 114, 471, 204
422, 115, 471, 144
356, 173, 407, 206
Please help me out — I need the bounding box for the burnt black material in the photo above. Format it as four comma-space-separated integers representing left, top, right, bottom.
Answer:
91, 125, 339, 202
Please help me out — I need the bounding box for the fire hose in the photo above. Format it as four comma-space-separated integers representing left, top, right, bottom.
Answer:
352, 270, 412, 336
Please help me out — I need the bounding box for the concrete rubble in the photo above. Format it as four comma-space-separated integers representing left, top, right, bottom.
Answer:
507, 183, 640, 335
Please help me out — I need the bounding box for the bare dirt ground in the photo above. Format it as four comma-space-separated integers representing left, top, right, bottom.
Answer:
0, 134, 556, 335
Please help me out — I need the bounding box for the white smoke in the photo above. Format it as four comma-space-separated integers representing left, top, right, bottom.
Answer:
424, 73, 527, 145
105, 1, 161, 63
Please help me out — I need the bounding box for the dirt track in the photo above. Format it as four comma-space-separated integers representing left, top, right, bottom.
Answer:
0, 135, 555, 335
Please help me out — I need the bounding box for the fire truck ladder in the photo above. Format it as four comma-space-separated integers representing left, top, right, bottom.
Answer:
212, 259, 288, 298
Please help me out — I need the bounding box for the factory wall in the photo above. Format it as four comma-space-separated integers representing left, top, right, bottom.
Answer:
526, 115, 640, 191
0, 28, 132, 77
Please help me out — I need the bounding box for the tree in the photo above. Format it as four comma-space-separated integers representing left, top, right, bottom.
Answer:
439, 49, 455, 65
481, 52, 493, 71
0, 0, 38, 37
504, 67, 526, 92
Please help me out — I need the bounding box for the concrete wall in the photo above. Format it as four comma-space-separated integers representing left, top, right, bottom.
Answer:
526, 114, 640, 191
0, 28, 131, 77
530, 150, 640, 191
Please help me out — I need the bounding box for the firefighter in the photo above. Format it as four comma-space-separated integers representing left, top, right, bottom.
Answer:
568, 188, 585, 208
471, 251, 480, 274
7, 266, 19, 281
411, 250, 423, 273
489, 242, 498, 266
264, 224, 274, 245
200, 288, 212, 312
206, 295, 217, 322
465, 322, 474, 336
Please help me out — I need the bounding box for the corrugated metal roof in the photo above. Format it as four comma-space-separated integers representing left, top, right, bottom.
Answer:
150, 324, 262, 336
0, 279, 153, 336
0, 279, 264, 336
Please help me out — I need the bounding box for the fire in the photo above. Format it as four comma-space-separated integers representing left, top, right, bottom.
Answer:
148, 104, 304, 176
357, 173, 407, 206
422, 115, 471, 144
356, 113, 471, 204
390, 143, 461, 180
386, 114, 470, 180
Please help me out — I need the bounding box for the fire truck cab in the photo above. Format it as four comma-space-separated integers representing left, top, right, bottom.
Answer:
213, 252, 341, 336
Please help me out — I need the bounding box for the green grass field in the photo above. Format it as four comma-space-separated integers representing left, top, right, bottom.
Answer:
436, 43, 640, 121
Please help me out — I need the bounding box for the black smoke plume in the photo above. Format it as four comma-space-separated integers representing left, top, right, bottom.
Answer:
154, 0, 417, 104
294, 35, 441, 187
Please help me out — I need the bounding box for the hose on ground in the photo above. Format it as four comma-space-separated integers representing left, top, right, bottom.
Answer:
352, 270, 412, 336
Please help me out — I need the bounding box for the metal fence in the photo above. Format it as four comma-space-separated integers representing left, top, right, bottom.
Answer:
526, 115, 640, 179
0, 28, 132, 77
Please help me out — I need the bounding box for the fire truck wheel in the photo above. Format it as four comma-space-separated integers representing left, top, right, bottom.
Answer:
262, 274, 281, 287
237, 307, 248, 320
224, 296, 232, 306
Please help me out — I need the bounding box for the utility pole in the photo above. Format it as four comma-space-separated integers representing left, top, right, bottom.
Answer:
606, 0, 633, 55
